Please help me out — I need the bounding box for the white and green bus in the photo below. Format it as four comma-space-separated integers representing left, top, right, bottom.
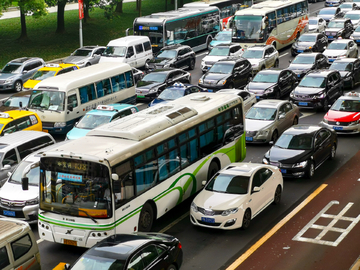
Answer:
37, 92, 246, 248
27, 63, 136, 134
231, 0, 309, 50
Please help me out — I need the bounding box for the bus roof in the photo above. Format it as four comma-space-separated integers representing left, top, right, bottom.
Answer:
235, 0, 304, 15
42, 92, 242, 166
33, 62, 132, 92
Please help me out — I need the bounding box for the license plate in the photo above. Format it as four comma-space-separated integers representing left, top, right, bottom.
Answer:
246, 136, 253, 141
207, 67, 211, 70
201, 217, 215, 223
328, 36, 333, 39
357, 40, 360, 43
3, 210, 15, 217
280, 169, 287, 173
329, 4, 333, 6
329, 59, 335, 62
64, 239, 77, 246
297, 50, 304, 53
256, 96, 260, 99
299, 102, 308, 106
297, 74, 301, 77
137, 95, 145, 98
333, 126, 343, 130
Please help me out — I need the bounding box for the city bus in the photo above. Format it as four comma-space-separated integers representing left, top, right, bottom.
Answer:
231, 0, 309, 50
131, 7, 221, 53
37, 92, 246, 248
27, 63, 136, 134
184, 0, 253, 29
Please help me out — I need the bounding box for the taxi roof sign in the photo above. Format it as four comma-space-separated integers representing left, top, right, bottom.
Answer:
0, 113, 10, 119
173, 82, 185, 88
345, 91, 360, 97
96, 105, 115, 111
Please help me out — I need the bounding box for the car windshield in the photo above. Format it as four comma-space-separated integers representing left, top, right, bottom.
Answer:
299, 76, 326, 88
331, 98, 360, 111
76, 114, 112, 129
292, 55, 316, 64
242, 50, 263, 59
309, 19, 318, 25
1, 63, 22, 74
9, 161, 40, 185
327, 21, 344, 28
344, 14, 360, 20
246, 107, 277, 120
31, 70, 56, 81
328, 42, 347, 50
142, 72, 167, 83
209, 47, 231, 56
73, 49, 92, 57
298, 35, 316, 42
275, 134, 313, 150
28, 90, 65, 111
214, 31, 232, 41
102, 46, 127, 57
156, 49, 177, 59
355, 26, 360, 32
209, 63, 234, 74
252, 73, 279, 83
340, 3, 352, 8
329, 62, 353, 71
4, 96, 30, 107
69, 254, 125, 270
158, 88, 186, 100
319, 9, 336, 15
205, 173, 249, 194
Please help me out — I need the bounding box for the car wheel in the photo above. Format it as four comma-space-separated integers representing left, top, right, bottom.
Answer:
167, 264, 177, 270
271, 130, 278, 143
305, 161, 315, 179
241, 209, 251, 230
329, 144, 336, 160
272, 185, 282, 205
138, 203, 154, 232
207, 161, 220, 182
189, 58, 195, 70
14, 80, 22, 92
293, 116, 298, 125
85, 62, 91, 67
323, 98, 329, 112
207, 37, 213, 50
274, 59, 279, 68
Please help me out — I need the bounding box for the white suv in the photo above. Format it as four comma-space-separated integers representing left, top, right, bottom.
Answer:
242, 45, 280, 74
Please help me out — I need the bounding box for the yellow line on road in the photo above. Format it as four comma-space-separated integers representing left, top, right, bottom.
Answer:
226, 183, 328, 270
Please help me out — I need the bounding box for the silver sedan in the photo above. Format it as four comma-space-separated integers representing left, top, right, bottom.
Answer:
245, 100, 300, 144
216, 89, 257, 112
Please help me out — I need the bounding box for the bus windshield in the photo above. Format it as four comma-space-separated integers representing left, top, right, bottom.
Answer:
28, 90, 65, 111
39, 157, 112, 219
233, 15, 263, 40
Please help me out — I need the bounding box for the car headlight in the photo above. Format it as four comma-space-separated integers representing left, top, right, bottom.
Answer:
323, 118, 328, 124
26, 197, 39, 205
264, 87, 275, 94
258, 129, 269, 136
338, 54, 347, 58
262, 157, 269, 164
191, 202, 198, 212
5, 78, 13, 84
313, 91, 326, 99
218, 79, 227, 85
199, 78, 204, 84
149, 87, 158, 93
222, 207, 238, 216
54, 122, 66, 128
163, 64, 171, 68
77, 61, 85, 65
290, 91, 295, 98
293, 160, 308, 168
349, 120, 360, 126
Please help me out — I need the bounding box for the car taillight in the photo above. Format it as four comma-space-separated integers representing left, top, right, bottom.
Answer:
178, 242, 182, 249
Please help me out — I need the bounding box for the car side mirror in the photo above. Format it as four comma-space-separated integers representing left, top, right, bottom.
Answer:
202, 180, 207, 186
278, 114, 285, 120
265, 55, 270, 58
253, 186, 261, 193
2, 164, 11, 171
21, 177, 29, 191
22, 70, 28, 74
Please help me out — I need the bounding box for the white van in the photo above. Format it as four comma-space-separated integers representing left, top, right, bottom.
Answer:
100, 36, 153, 68
0, 218, 41, 270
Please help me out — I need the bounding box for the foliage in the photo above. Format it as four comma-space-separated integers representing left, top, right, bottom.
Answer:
0, 0, 12, 17
18, 0, 47, 18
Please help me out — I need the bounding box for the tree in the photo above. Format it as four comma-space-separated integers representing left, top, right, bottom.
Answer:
0, 0, 12, 17
45, 0, 70, 34
18, 0, 47, 39
98, 0, 123, 20
83, 0, 100, 22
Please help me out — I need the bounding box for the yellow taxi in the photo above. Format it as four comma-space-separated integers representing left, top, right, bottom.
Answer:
0, 110, 43, 136
23, 63, 79, 90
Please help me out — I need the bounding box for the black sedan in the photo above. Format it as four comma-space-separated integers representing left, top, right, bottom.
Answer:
291, 33, 328, 56
198, 57, 252, 92
62, 233, 183, 270
288, 52, 330, 81
324, 18, 353, 41
263, 125, 337, 179
329, 58, 360, 89
136, 69, 191, 100
245, 69, 298, 100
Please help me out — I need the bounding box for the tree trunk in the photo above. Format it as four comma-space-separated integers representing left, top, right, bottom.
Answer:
136, 0, 139, 10
19, 8, 27, 39
84, 2, 90, 23
179, 0, 183, 7
56, 2, 66, 33
138, 0, 141, 16
165, 0, 167, 11
115, 0, 123, 13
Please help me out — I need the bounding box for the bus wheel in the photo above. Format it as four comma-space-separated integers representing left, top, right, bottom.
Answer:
207, 161, 220, 182
207, 37, 212, 50
138, 203, 154, 232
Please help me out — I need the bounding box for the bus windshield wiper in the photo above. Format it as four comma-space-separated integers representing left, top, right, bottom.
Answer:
65, 205, 98, 223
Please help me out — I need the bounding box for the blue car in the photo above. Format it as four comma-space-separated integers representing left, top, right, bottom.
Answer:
149, 83, 204, 107
66, 104, 139, 140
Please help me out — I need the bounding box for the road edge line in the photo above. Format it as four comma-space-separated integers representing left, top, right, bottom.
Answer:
226, 183, 328, 270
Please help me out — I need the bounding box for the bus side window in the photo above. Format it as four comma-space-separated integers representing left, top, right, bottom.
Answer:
96, 81, 104, 98
79, 84, 96, 104
125, 71, 134, 88
67, 94, 78, 108
134, 150, 157, 195
111, 74, 126, 92
112, 161, 135, 209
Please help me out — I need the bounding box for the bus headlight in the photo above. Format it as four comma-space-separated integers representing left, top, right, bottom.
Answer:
54, 122, 66, 128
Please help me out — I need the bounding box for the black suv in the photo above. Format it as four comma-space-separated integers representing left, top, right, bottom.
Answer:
289, 69, 344, 111
325, 18, 353, 41
291, 33, 328, 56
329, 58, 360, 89
147, 44, 196, 71
198, 57, 252, 92
245, 69, 298, 99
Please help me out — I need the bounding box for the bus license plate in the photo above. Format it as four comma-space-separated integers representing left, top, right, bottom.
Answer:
333, 126, 343, 130
297, 50, 304, 53
64, 239, 77, 246
3, 210, 15, 217
299, 102, 308, 106
280, 169, 287, 174
246, 136, 253, 141
201, 217, 215, 223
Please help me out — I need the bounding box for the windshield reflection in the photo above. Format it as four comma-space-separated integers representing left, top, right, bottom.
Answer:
275, 134, 313, 150
206, 173, 249, 194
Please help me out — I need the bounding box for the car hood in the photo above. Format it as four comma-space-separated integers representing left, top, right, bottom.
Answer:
0, 73, 16, 80
293, 41, 316, 48
247, 82, 275, 91
294, 86, 325, 94
0, 181, 38, 201
351, 32, 360, 37
66, 127, 91, 140
325, 27, 342, 32
203, 73, 229, 81
323, 49, 347, 56
247, 58, 262, 66
308, 25, 319, 31
325, 110, 360, 121
288, 64, 314, 71
193, 189, 247, 210
203, 55, 228, 63
245, 119, 274, 131
136, 81, 162, 89
268, 146, 312, 163
63, 56, 87, 64
150, 58, 171, 64
23, 79, 40, 89
339, 71, 351, 77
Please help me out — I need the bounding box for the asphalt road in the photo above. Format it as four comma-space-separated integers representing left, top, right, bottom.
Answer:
8, 1, 360, 269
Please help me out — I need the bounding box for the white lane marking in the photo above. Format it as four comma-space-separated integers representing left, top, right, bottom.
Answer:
279, 53, 289, 58
159, 211, 189, 233
300, 112, 316, 119
37, 238, 44, 244
196, 52, 209, 58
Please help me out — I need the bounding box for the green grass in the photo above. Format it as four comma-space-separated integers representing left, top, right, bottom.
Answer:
0, 0, 194, 67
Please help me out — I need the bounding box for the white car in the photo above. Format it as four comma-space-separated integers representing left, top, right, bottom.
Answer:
308, 17, 327, 33
242, 45, 279, 74
323, 39, 358, 62
190, 162, 283, 230
216, 89, 257, 112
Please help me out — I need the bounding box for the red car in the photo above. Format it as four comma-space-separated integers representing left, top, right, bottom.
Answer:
320, 91, 360, 134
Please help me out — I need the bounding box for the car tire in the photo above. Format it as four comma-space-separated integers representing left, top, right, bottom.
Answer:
271, 130, 278, 143
241, 209, 251, 230
305, 161, 315, 179
167, 264, 177, 270
323, 98, 329, 112
207, 161, 220, 182
329, 144, 336, 160
138, 203, 155, 232
293, 116, 298, 125
85, 62, 91, 67
14, 80, 22, 92
272, 185, 282, 205
274, 59, 279, 68
207, 37, 213, 51
189, 58, 195, 70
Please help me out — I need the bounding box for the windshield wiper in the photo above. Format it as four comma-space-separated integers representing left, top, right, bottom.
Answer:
65, 205, 98, 224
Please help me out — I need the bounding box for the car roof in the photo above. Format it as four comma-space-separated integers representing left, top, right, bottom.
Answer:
331, 39, 352, 43
247, 45, 269, 51
253, 99, 285, 108
345, 10, 360, 14
38, 63, 77, 72
333, 58, 358, 63
307, 69, 336, 76
221, 162, 270, 177
8, 57, 43, 65
301, 33, 322, 37
257, 69, 282, 75
321, 7, 338, 10
283, 125, 322, 135
86, 104, 136, 116
80, 45, 105, 50
0, 131, 53, 150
